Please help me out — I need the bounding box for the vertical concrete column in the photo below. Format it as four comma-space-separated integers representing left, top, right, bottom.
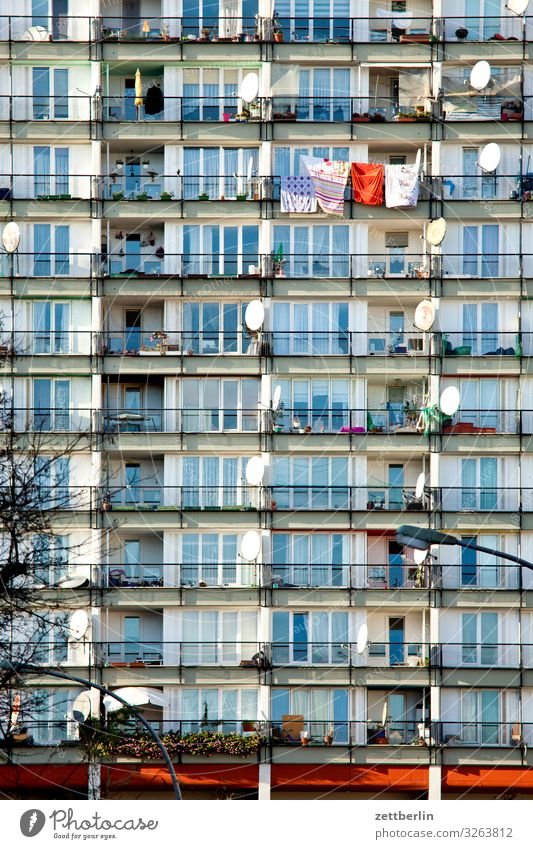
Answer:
428, 765, 441, 801
258, 763, 271, 800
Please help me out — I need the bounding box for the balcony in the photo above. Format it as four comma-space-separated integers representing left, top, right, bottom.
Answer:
98, 641, 264, 667
100, 16, 260, 43
5, 95, 92, 123
103, 173, 266, 202
102, 485, 258, 512
270, 642, 430, 668
269, 485, 427, 512
102, 408, 261, 434
428, 173, 524, 202
438, 721, 524, 748
271, 719, 431, 748
271, 96, 431, 123
0, 252, 96, 280
104, 561, 260, 588
440, 642, 520, 668
100, 330, 262, 357
0, 15, 94, 41
101, 96, 265, 123
439, 486, 520, 513
0, 173, 94, 202
7, 408, 93, 434
271, 407, 423, 435
12, 330, 93, 355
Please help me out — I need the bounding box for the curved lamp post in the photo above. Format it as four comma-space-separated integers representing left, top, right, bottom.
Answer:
1, 661, 182, 801
396, 524, 533, 571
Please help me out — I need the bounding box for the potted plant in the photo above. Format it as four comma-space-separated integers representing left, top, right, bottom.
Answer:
352, 112, 370, 122
397, 111, 416, 122
112, 191, 124, 200
136, 191, 149, 200
161, 22, 170, 41
272, 242, 286, 277
271, 401, 285, 432
200, 26, 211, 40
160, 191, 174, 200
102, 491, 112, 512
455, 26, 468, 39
300, 730, 310, 746
198, 192, 209, 200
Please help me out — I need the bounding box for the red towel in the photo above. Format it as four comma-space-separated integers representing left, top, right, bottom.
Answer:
351, 162, 384, 205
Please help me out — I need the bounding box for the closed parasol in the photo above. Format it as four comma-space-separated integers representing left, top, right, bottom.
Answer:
134, 68, 143, 108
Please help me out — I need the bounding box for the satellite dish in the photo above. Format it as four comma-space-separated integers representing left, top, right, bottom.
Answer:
478, 142, 501, 174
426, 218, 447, 247
245, 456, 265, 486
21, 25, 50, 40
415, 473, 426, 500
58, 568, 91, 589
244, 300, 265, 332
507, 0, 530, 14
72, 691, 92, 722
239, 72, 259, 103
356, 623, 369, 655
414, 300, 435, 331
2, 222, 20, 253
68, 610, 89, 640
414, 547, 427, 565
240, 530, 261, 561
272, 384, 282, 410
470, 60, 491, 91
440, 385, 461, 416
382, 702, 388, 726
104, 687, 169, 714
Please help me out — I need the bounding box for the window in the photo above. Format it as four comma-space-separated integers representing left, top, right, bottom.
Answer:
33, 224, 70, 275
183, 224, 258, 276
271, 688, 349, 743
462, 148, 496, 200
183, 148, 259, 199
461, 457, 498, 510
273, 224, 350, 278
32, 612, 69, 664
180, 610, 257, 664
183, 302, 247, 354
33, 378, 70, 431
272, 302, 349, 354
181, 378, 259, 431
455, 379, 499, 428
29, 688, 79, 745
385, 232, 409, 275
33, 301, 70, 353
272, 456, 349, 510
296, 68, 351, 120
461, 690, 500, 744
181, 456, 252, 509
178, 688, 259, 733
180, 533, 255, 586
462, 225, 499, 277
460, 534, 503, 588
32, 534, 69, 585
181, 0, 258, 38
275, 0, 350, 42
272, 533, 349, 586
182, 68, 244, 121
272, 611, 349, 664
34, 455, 70, 508
272, 378, 350, 432
273, 146, 349, 179
32, 67, 68, 120
462, 612, 498, 665
33, 146, 69, 197
462, 302, 499, 355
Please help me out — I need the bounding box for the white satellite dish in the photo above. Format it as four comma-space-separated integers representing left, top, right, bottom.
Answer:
414, 300, 435, 332
240, 529, 261, 561
58, 567, 91, 589
239, 72, 259, 103
356, 623, 369, 655
272, 384, 282, 410
104, 687, 169, 714
507, 0, 530, 14
244, 300, 265, 332
2, 222, 20, 253
470, 60, 492, 91
21, 25, 50, 41
426, 218, 447, 247
68, 610, 89, 640
415, 472, 426, 500
72, 691, 92, 722
245, 456, 265, 487
478, 142, 501, 174
440, 385, 461, 416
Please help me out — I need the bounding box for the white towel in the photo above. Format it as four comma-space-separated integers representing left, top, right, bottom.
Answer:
280, 175, 317, 213
385, 162, 420, 208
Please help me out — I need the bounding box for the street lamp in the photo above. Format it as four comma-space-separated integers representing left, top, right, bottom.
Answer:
1, 662, 182, 801
396, 524, 533, 571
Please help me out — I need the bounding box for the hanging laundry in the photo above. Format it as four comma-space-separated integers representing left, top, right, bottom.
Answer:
385, 162, 420, 208
145, 84, 164, 115
351, 162, 384, 205
280, 175, 317, 213
301, 156, 349, 216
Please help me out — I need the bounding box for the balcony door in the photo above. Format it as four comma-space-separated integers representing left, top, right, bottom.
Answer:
33, 378, 70, 431
462, 226, 499, 277
462, 690, 500, 744
462, 612, 498, 665
463, 302, 498, 355
458, 379, 499, 428
389, 617, 405, 665
465, 0, 501, 40
461, 534, 500, 587
461, 457, 498, 510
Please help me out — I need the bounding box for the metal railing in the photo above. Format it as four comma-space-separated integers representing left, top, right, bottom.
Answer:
271, 641, 430, 667
102, 408, 261, 434
96, 641, 264, 666
0, 252, 96, 279
269, 485, 427, 512
102, 485, 258, 511
99, 16, 260, 42
101, 96, 265, 123
439, 486, 521, 512
0, 16, 94, 41
427, 174, 525, 202
11, 330, 93, 355
2, 408, 94, 434
438, 721, 526, 748
270, 407, 422, 435
0, 173, 94, 201
104, 562, 260, 588
440, 642, 521, 668
99, 329, 261, 356
3, 95, 92, 122
104, 173, 267, 202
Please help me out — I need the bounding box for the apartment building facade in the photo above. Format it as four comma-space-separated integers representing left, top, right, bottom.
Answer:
1, 0, 533, 801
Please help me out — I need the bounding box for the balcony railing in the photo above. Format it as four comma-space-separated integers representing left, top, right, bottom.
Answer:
5, 408, 94, 434
101, 96, 265, 123
104, 174, 267, 202
99, 16, 260, 42
102, 408, 261, 434
102, 485, 258, 511
0, 174, 94, 201
0, 252, 96, 279
5, 95, 92, 122
427, 174, 524, 202
97, 641, 264, 666
99, 330, 261, 356
271, 407, 423, 435
12, 330, 93, 355
435, 564, 521, 590
440, 642, 521, 668
0, 16, 94, 41
439, 486, 520, 512
438, 721, 524, 748
269, 485, 427, 512
104, 562, 260, 588
271, 641, 430, 667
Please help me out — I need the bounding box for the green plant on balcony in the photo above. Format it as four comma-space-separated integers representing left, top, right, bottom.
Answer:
198, 192, 210, 200
112, 191, 124, 200
83, 728, 262, 759
272, 241, 286, 276
160, 191, 174, 200
136, 192, 149, 200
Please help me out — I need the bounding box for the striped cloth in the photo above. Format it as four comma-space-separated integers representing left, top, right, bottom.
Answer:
301, 156, 349, 216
